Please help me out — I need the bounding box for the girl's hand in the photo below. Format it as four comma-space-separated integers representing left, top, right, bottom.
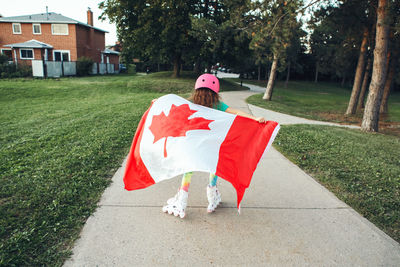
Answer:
255, 117, 267, 123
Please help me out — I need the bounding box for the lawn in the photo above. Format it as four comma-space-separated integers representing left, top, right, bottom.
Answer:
0, 72, 243, 266
274, 125, 400, 243
242, 79, 400, 136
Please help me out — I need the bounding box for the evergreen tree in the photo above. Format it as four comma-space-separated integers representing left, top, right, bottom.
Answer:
309, 4, 361, 85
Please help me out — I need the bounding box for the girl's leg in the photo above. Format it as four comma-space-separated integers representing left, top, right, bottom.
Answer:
209, 173, 218, 187
180, 172, 193, 192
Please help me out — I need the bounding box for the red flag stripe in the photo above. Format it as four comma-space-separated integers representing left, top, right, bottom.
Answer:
216, 116, 279, 208
124, 106, 155, 191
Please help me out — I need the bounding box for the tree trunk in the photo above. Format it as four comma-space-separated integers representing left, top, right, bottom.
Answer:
207, 63, 212, 74
380, 53, 396, 113
258, 65, 261, 81
345, 28, 369, 115
157, 62, 160, 72
172, 54, 181, 78
341, 75, 346, 87
263, 54, 278, 101
194, 58, 202, 74
361, 0, 389, 132
358, 56, 372, 110
314, 61, 319, 83
265, 64, 269, 80
284, 61, 291, 88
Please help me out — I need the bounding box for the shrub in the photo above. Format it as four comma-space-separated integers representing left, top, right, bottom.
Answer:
128, 64, 136, 74
0, 61, 32, 78
0, 54, 10, 64
16, 64, 32, 77
76, 57, 94, 76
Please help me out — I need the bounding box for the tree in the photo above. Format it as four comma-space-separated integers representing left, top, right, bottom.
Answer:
345, 27, 370, 115
186, 0, 232, 73
309, 6, 345, 84
250, 0, 303, 100
342, 0, 377, 115
309, 1, 371, 88
212, 0, 254, 74
380, 4, 400, 113
357, 55, 372, 109
361, 0, 390, 132
186, 17, 219, 74
100, 0, 195, 77
284, 20, 305, 87
380, 48, 397, 113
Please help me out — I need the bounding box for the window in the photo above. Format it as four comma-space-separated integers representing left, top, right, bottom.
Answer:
20, 49, 34, 59
51, 24, 68, 35
12, 23, 21, 34
1, 49, 13, 60
33, 24, 41, 34
53, 50, 70, 61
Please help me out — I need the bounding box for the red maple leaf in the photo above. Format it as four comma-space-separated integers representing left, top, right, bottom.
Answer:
149, 104, 214, 157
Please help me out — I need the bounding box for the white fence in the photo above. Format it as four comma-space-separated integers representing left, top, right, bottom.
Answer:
32, 61, 118, 78
63, 62, 76, 76
99, 63, 107, 74
32, 60, 44, 77
90, 63, 98, 74
107, 63, 114, 74
46, 62, 63, 77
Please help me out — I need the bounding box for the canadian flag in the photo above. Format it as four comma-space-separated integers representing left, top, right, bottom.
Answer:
123, 94, 280, 209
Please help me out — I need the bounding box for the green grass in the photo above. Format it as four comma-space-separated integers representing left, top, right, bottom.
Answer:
274, 125, 400, 242
244, 79, 400, 240
242, 80, 400, 135
0, 72, 243, 266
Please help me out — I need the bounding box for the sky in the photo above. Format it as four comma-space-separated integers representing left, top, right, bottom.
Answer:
1, 0, 117, 46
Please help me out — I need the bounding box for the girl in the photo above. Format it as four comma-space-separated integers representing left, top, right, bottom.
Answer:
162, 74, 266, 218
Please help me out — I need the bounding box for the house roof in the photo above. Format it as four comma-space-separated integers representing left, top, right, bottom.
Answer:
102, 48, 120, 55
4, 39, 53, 49
0, 12, 108, 33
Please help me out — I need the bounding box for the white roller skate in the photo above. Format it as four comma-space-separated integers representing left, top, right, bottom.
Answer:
207, 185, 221, 213
162, 189, 188, 218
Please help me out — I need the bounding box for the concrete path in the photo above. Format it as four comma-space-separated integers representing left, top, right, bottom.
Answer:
65, 90, 400, 266
233, 82, 360, 128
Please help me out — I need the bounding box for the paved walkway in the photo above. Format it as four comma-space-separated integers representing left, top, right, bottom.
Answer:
65, 89, 400, 266
235, 82, 360, 128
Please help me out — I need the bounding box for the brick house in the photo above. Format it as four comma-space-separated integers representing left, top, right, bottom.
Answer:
0, 9, 119, 73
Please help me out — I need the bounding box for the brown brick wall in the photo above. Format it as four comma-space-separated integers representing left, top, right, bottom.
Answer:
75, 25, 105, 63
109, 54, 119, 69
0, 22, 79, 61
4, 48, 44, 65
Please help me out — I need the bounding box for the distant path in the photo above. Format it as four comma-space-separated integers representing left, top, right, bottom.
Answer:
215, 72, 240, 79
222, 83, 360, 128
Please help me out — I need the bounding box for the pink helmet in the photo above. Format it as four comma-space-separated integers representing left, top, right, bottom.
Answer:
195, 74, 220, 93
